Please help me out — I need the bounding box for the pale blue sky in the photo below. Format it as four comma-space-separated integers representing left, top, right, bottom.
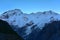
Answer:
0, 0, 60, 14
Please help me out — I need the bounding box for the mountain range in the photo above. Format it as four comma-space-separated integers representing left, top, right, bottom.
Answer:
0, 9, 60, 40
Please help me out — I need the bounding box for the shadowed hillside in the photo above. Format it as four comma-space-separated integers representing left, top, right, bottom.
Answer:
26, 21, 60, 40
0, 19, 23, 40
36, 21, 60, 40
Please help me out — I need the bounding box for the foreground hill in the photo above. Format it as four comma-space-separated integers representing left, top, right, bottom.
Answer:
0, 19, 23, 40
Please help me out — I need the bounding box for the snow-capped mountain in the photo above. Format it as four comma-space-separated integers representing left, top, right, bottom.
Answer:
0, 9, 60, 39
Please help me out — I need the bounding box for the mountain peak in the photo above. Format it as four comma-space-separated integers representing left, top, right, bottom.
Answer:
12, 9, 22, 13
3, 9, 23, 14
42, 10, 58, 15
0, 9, 23, 19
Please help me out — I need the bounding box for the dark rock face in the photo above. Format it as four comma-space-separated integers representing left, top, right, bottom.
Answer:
36, 21, 60, 40
26, 21, 60, 40
25, 28, 40, 40
0, 20, 23, 40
